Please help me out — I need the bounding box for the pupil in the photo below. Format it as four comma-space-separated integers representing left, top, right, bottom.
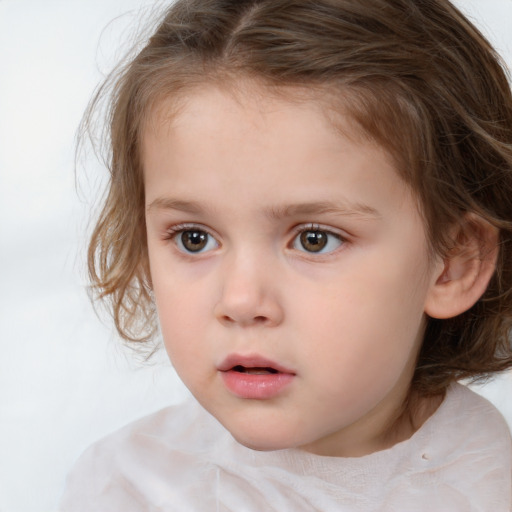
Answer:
301, 230, 327, 252
182, 230, 207, 252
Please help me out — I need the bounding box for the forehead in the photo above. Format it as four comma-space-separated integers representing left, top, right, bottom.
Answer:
142, 83, 420, 224
142, 81, 393, 167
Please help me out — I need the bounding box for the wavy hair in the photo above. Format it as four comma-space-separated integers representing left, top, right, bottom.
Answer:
85, 0, 512, 394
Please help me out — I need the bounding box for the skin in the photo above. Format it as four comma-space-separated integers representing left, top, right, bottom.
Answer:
143, 85, 445, 457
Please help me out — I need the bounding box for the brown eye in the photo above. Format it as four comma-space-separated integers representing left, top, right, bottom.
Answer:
300, 230, 328, 252
177, 230, 217, 253
293, 228, 343, 254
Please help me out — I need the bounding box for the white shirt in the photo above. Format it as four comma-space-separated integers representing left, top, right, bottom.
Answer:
59, 383, 512, 511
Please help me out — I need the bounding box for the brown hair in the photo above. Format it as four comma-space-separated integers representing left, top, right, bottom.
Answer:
85, 0, 512, 394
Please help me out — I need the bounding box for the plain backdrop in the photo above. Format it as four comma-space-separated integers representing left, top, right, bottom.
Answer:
0, 1, 511, 511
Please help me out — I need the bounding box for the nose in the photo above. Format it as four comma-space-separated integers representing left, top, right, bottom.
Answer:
214, 252, 284, 328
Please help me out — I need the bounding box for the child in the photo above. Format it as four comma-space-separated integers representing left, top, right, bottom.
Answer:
60, 0, 512, 510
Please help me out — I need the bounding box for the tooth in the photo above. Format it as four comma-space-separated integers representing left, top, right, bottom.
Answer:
231, 365, 279, 375
246, 367, 278, 375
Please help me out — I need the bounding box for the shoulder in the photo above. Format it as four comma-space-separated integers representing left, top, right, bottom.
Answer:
398, 383, 512, 511
442, 382, 511, 444
59, 398, 223, 511
69, 397, 214, 467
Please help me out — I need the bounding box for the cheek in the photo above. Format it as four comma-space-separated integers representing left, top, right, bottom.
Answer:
296, 251, 429, 330
153, 285, 213, 393
149, 243, 211, 322
155, 286, 206, 337
292, 253, 430, 383
150, 262, 212, 359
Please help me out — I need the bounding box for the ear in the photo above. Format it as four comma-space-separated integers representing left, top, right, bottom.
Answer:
424, 214, 499, 319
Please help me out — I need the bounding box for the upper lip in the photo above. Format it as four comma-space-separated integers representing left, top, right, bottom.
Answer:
218, 353, 296, 374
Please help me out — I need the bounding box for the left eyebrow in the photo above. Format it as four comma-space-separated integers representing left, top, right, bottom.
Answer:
265, 200, 381, 221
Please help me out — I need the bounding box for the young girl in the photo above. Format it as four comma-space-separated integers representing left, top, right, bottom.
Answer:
60, 0, 512, 509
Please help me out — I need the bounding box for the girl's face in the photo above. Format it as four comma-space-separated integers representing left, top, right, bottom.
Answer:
144, 85, 442, 457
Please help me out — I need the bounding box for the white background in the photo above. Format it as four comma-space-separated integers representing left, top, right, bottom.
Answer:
0, 1, 511, 511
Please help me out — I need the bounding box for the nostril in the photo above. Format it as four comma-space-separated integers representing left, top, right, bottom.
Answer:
218, 314, 269, 326
214, 294, 283, 327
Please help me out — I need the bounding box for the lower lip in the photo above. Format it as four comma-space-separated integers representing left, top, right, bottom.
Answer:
220, 370, 295, 399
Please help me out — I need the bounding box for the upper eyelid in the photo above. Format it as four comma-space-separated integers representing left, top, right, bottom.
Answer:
165, 222, 218, 238
288, 224, 347, 255
291, 223, 347, 239
167, 223, 220, 255
162, 222, 349, 243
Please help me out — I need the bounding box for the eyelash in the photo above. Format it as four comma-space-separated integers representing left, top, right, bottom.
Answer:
291, 223, 345, 255
163, 223, 346, 255
164, 223, 219, 254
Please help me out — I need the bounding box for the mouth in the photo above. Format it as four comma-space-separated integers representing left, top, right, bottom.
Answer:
218, 354, 295, 399
231, 365, 279, 375
218, 354, 295, 375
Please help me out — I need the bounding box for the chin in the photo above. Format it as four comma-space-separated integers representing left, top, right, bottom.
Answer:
199, 398, 308, 451
231, 431, 295, 452
224, 418, 308, 452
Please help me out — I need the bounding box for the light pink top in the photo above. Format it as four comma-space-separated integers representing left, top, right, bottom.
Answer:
60, 383, 512, 511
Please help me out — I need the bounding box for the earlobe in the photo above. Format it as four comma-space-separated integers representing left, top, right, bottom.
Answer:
424, 214, 499, 320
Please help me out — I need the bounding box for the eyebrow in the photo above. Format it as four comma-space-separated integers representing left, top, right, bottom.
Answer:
147, 197, 207, 215
265, 200, 380, 220
147, 197, 380, 220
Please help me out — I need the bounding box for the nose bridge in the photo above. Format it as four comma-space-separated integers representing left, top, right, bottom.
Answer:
215, 244, 283, 326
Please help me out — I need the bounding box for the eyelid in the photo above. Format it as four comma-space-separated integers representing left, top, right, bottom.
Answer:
164, 222, 220, 253
164, 222, 216, 237
290, 223, 347, 254
291, 223, 347, 239
162, 222, 348, 255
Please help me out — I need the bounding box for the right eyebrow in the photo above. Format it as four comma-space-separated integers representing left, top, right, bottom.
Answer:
146, 197, 207, 215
